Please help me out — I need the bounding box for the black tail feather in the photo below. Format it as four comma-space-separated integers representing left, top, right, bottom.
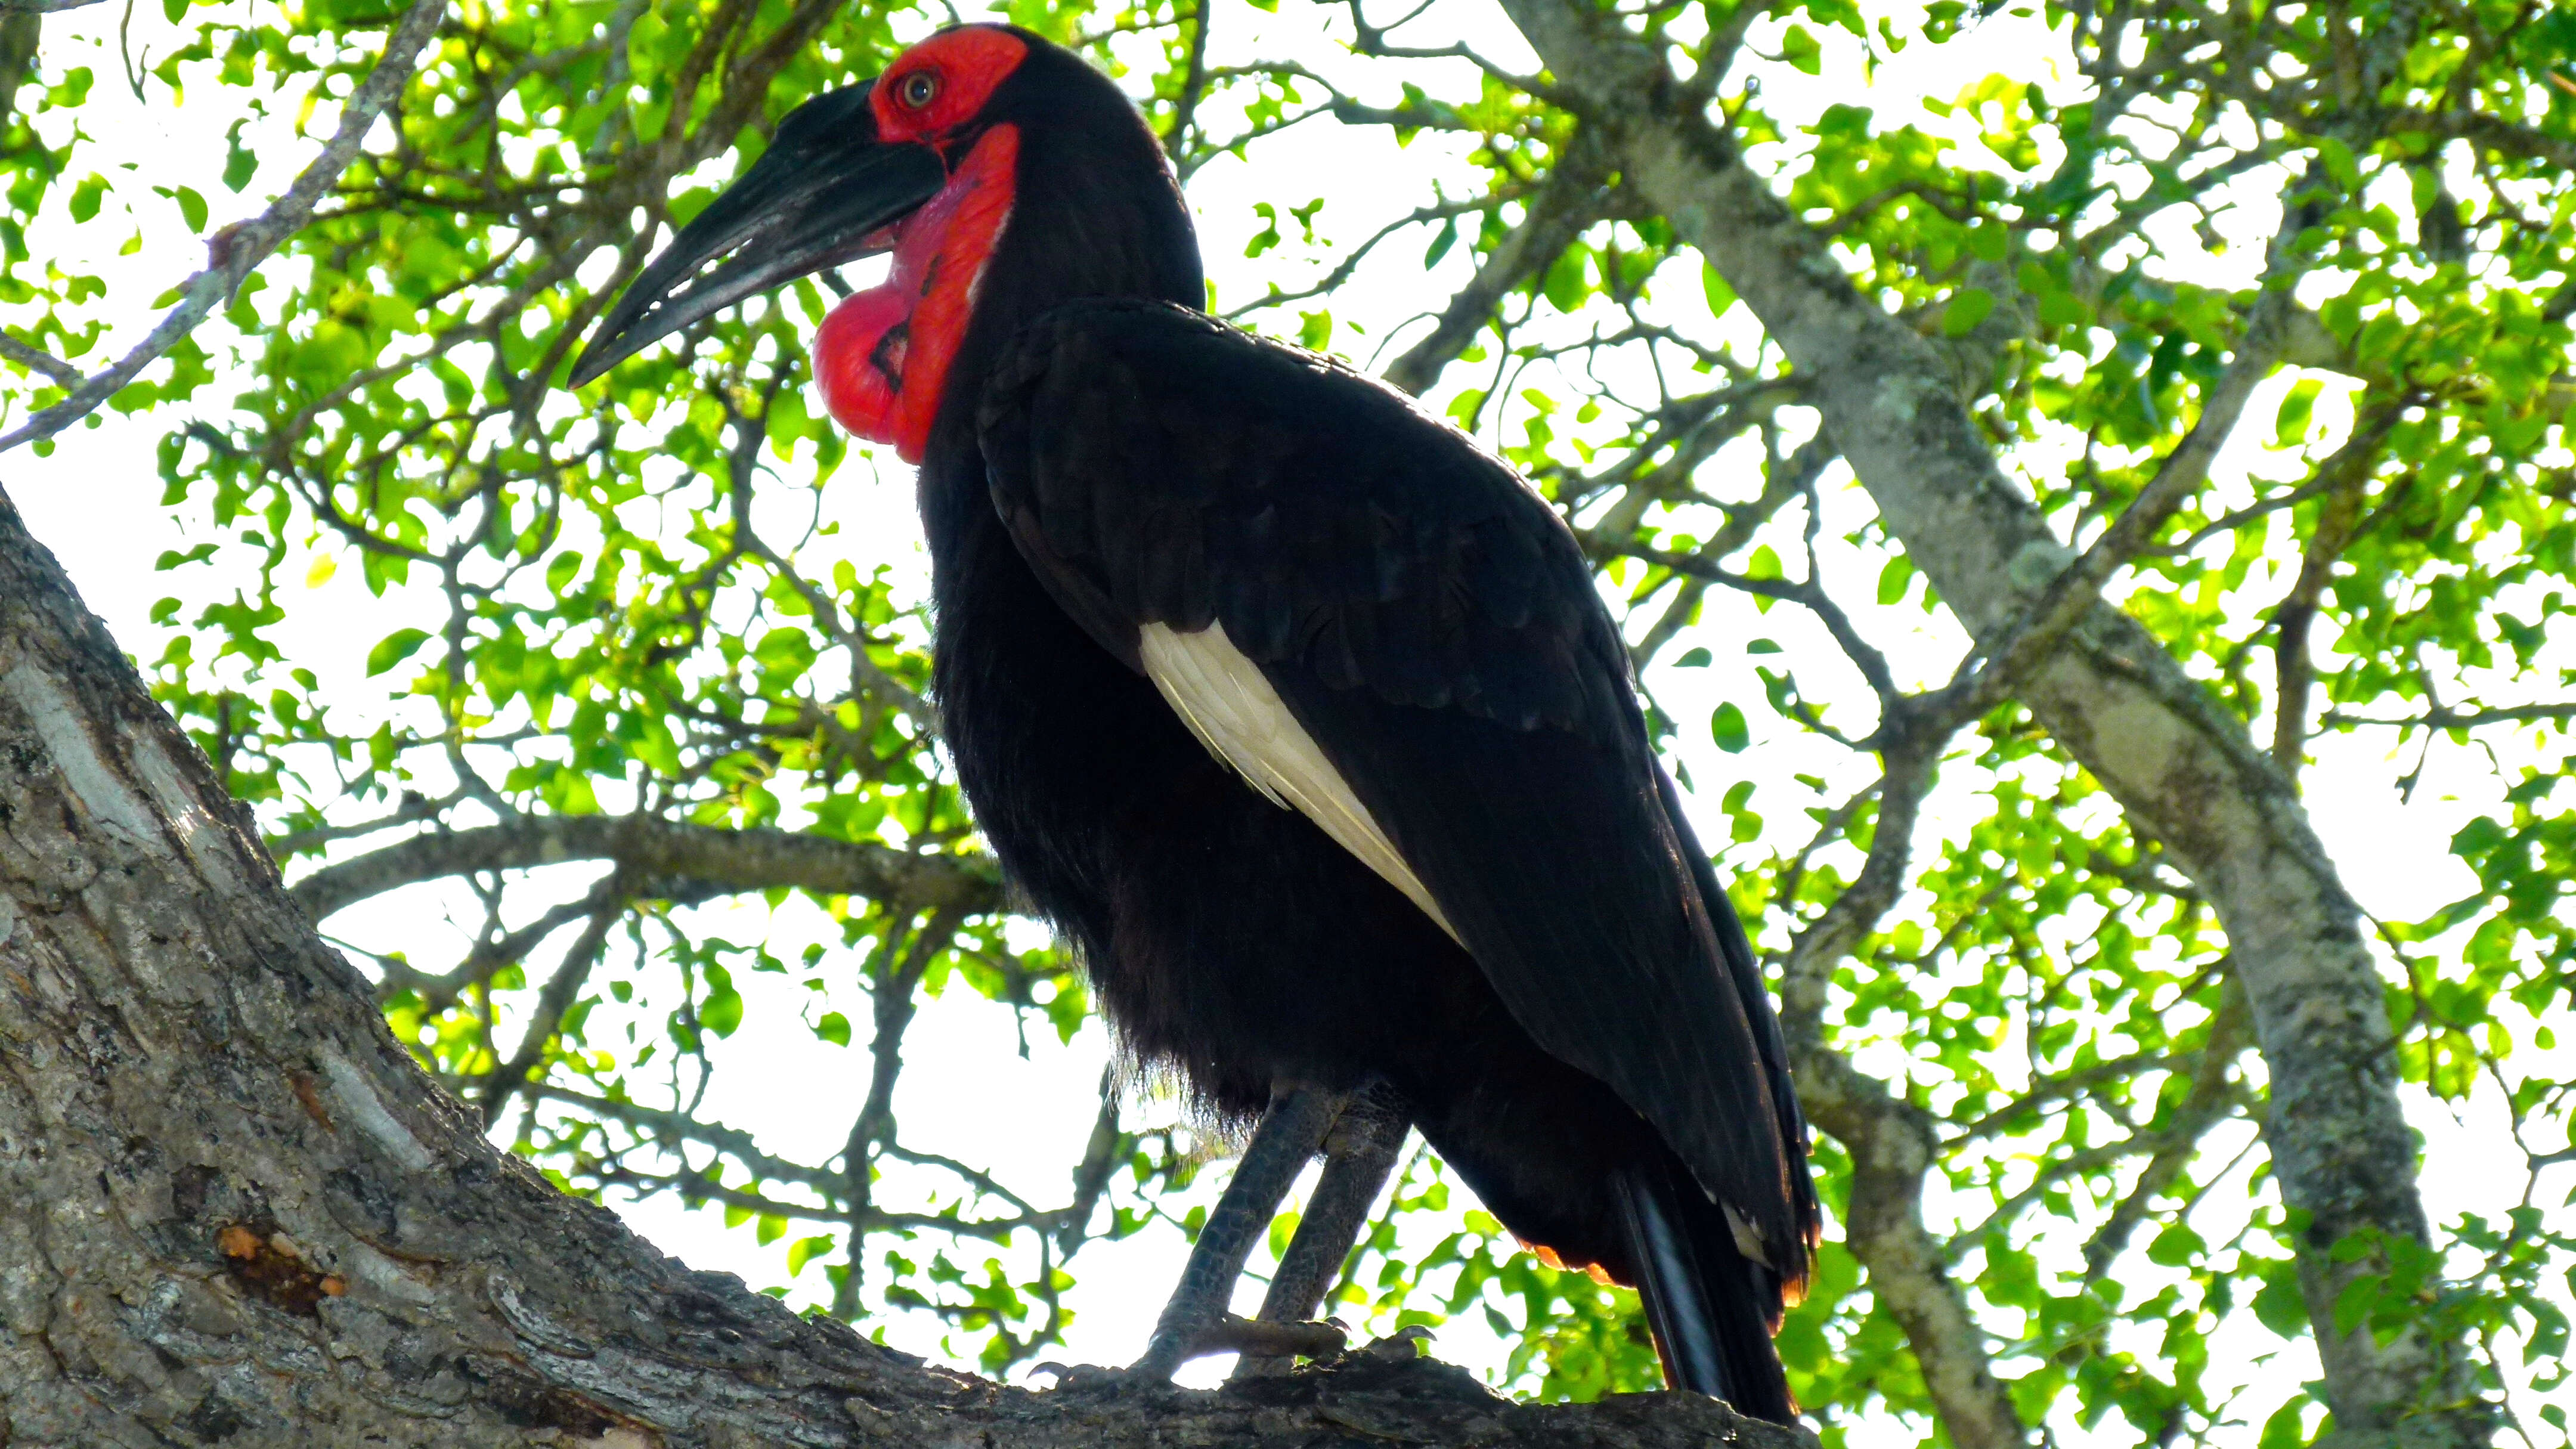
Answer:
1614, 1163, 1796, 1423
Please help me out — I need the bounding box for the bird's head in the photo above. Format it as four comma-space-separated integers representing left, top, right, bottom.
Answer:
570, 25, 1199, 462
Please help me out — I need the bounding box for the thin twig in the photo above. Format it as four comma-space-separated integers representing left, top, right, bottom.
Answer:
1932, 292, 2292, 723
0, 0, 448, 453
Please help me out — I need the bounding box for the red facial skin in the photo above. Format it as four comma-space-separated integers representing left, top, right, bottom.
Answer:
813, 28, 1028, 462
870, 26, 1026, 144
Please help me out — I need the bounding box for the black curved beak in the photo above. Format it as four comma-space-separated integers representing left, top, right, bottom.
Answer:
568, 82, 948, 388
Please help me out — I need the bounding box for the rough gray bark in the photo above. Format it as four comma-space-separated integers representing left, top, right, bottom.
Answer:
0, 487, 1820, 1444
1491, 2, 2477, 1442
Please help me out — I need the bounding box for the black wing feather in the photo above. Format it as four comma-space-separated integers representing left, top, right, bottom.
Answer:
979, 298, 1815, 1274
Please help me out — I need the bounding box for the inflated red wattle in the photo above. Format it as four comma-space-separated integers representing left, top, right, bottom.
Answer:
814, 281, 909, 447
814, 125, 1018, 462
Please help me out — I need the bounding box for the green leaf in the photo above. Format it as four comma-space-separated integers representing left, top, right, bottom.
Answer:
2145, 1222, 2206, 1266
366, 628, 432, 677
1942, 287, 1996, 337
2273, 376, 2323, 448
702, 982, 744, 1038
1780, 24, 1823, 75
1245, 202, 1281, 258
1877, 555, 1914, 605
1540, 244, 1590, 313
787, 1235, 835, 1276
2036, 290, 2091, 329
1423, 216, 1457, 268
222, 120, 259, 193
2314, 135, 2361, 192
1702, 263, 1736, 318
1711, 702, 1750, 753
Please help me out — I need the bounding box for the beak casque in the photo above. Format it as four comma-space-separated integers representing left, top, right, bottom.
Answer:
568, 82, 948, 388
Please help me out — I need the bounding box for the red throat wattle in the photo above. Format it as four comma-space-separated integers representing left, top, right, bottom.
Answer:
814, 125, 1019, 462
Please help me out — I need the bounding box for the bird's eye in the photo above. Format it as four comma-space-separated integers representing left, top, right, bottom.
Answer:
898, 70, 939, 109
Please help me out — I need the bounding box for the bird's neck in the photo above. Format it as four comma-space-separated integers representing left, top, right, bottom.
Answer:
813, 125, 1020, 463
825, 91, 1203, 509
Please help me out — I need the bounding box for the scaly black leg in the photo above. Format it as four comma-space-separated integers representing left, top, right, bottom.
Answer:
1233, 1083, 1409, 1380
1130, 1085, 1337, 1379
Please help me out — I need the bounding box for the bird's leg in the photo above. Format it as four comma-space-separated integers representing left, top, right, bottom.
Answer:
1131, 1085, 1337, 1379
1231, 1082, 1409, 1380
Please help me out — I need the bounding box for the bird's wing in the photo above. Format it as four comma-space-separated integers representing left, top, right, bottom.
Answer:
978, 298, 1812, 1272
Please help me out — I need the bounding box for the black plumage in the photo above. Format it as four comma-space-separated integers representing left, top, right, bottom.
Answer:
971, 298, 1815, 1414
572, 25, 1819, 1419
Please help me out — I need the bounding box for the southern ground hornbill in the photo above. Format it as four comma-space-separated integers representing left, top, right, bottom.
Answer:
571, 24, 1817, 1418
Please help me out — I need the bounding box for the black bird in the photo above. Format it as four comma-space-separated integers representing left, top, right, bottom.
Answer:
572, 25, 1816, 1419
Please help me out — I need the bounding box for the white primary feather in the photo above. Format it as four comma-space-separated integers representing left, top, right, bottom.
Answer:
1138, 622, 1457, 941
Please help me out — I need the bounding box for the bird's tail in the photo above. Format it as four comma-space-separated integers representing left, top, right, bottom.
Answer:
1614, 1160, 1796, 1423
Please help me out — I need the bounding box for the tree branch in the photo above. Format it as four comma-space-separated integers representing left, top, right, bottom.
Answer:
2081, 979, 2255, 1281
1773, 750, 2032, 1449
1382, 137, 1609, 395
289, 813, 1001, 921
475, 899, 623, 1125
0, 332, 80, 385
2324, 701, 2576, 732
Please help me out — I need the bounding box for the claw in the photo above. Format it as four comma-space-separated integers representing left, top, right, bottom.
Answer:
1355, 1324, 1432, 1362
1029, 1361, 1133, 1393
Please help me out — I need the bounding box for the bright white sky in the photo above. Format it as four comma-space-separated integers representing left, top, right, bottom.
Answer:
9, 0, 2568, 1441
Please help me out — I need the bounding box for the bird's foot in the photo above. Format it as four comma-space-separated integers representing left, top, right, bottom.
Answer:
1033, 1317, 1348, 1394
1352, 1324, 1432, 1362
1191, 1312, 1348, 1361
1128, 1310, 1348, 1380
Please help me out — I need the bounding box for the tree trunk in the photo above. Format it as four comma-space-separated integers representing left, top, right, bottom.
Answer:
0, 487, 1815, 1445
